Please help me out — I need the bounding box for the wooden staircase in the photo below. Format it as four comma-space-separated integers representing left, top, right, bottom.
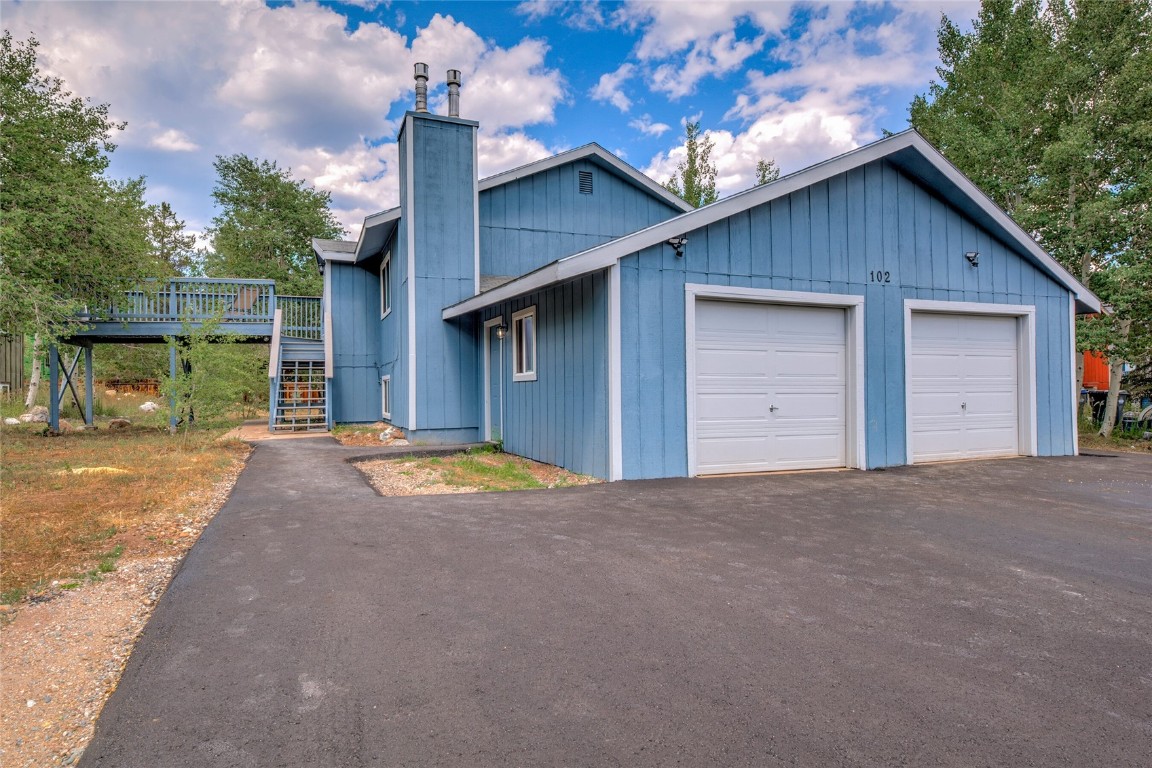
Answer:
272, 339, 327, 432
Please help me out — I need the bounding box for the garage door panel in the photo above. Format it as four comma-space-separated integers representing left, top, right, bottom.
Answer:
697, 392, 771, 420
695, 301, 848, 474
909, 313, 1020, 462
908, 351, 963, 379
772, 348, 844, 381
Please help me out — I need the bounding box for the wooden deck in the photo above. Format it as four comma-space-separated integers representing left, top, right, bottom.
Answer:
63, 278, 321, 343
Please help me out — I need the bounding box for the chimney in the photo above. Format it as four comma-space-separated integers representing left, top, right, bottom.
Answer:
446, 69, 461, 117
413, 62, 429, 113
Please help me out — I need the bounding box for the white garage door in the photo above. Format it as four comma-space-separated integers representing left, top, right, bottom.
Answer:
695, 301, 847, 474
908, 313, 1020, 462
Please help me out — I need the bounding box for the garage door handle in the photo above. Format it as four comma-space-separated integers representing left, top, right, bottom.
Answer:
769, 405, 779, 413
961, 402, 967, 410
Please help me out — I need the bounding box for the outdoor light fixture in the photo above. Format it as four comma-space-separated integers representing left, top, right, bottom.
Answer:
667, 236, 688, 258
965, 251, 980, 267
495, 324, 508, 340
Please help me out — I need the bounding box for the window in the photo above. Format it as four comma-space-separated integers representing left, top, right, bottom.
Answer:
379, 251, 392, 319
512, 306, 537, 382
381, 375, 391, 419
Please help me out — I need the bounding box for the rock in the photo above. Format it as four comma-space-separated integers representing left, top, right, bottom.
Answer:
104, 389, 117, 396
57, 419, 75, 432
4, 417, 20, 425
391, 438, 410, 446
18, 409, 48, 423
108, 418, 131, 430
139, 401, 160, 413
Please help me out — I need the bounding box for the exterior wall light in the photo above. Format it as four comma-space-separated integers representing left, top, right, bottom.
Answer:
495, 324, 508, 340
667, 236, 688, 258
965, 251, 980, 267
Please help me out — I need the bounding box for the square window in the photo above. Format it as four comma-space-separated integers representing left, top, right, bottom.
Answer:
381, 375, 391, 419
512, 306, 537, 382
379, 251, 392, 319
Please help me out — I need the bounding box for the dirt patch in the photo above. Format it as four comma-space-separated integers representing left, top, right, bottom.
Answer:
356, 451, 600, 496
1078, 430, 1152, 454
0, 424, 247, 767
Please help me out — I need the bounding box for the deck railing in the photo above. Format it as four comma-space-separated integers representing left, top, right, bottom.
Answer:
278, 296, 323, 340
90, 278, 278, 324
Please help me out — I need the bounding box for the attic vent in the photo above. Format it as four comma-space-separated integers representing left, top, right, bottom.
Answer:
578, 170, 593, 194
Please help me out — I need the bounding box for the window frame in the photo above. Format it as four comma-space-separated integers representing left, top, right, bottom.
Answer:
511, 306, 538, 382
379, 250, 392, 319
380, 374, 391, 419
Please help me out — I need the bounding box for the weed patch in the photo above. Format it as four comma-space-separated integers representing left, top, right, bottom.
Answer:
0, 425, 248, 598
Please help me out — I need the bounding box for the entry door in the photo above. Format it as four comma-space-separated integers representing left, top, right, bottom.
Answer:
694, 301, 847, 474
908, 313, 1019, 462
486, 323, 503, 442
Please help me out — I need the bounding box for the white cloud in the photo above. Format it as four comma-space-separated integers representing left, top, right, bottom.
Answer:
3, 2, 569, 237
517, 0, 606, 30
589, 63, 635, 112
628, 114, 671, 137
612, 0, 790, 97
150, 129, 199, 153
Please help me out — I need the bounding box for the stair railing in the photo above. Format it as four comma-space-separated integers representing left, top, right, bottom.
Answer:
267, 308, 283, 431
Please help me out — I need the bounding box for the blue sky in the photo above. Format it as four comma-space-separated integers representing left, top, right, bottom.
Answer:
3, 0, 979, 244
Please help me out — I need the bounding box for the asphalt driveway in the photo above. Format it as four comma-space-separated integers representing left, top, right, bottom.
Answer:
81, 442, 1152, 767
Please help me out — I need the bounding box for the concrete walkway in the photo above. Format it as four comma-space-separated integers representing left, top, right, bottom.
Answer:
80, 445, 1152, 767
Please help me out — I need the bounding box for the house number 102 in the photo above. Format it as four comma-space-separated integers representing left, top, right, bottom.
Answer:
870, 270, 892, 283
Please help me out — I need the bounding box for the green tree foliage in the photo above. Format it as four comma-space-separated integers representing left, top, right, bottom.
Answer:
663, 121, 719, 208
148, 202, 197, 276
203, 155, 342, 296
163, 317, 269, 441
755, 158, 780, 186
909, 0, 1152, 430
0, 32, 153, 340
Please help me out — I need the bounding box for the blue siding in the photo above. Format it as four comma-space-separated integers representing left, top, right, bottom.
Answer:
480, 159, 682, 278
621, 159, 1075, 479
408, 116, 480, 434
329, 262, 382, 423
481, 272, 610, 479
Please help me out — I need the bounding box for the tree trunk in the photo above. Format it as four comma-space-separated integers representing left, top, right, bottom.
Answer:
24, 334, 42, 409
1098, 319, 1132, 438
1075, 351, 1086, 420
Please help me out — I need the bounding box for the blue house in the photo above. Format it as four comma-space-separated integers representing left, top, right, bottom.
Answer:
313, 69, 1099, 481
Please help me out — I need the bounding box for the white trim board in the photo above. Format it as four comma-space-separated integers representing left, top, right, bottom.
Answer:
683, 285, 867, 476
903, 299, 1038, 465
405, 115, 418, 431
1069, 294, 1079, 455
482, 316, 504, 442
444, 131, 1100, 320
608, 264, 623, 481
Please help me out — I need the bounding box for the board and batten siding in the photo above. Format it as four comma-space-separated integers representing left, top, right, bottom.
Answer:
404, 114, 481, 439
480, 159, 682, 279
620, 158, 1075, 479
482, 272, 610, 479
329, 261, 383, 423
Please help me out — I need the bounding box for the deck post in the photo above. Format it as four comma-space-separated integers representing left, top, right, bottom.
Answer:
168, 341, 178, 433
48, 344, 60, 431
84, 345, 94, 426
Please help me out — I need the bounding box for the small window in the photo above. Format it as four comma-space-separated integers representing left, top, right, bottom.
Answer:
379, 251, 392, 319
578, 170, 593, 194
512, 306, 537, 382
381, 375, 391, 419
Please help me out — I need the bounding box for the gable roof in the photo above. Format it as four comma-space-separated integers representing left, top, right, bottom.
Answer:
314, 144, 692, 268
444, 130, 1101, 318
478, 143, 693, 214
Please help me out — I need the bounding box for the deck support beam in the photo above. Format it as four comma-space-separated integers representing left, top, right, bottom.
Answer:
84, 345, 94, 426
168, 341, 178, 433
49, 344, 60, 431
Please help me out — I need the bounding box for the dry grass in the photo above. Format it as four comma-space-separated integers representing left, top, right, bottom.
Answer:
0, 424, 249, 602
356, 448, 600, 496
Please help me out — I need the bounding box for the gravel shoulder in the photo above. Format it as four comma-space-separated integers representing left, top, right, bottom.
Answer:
0, 457, 246, 768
